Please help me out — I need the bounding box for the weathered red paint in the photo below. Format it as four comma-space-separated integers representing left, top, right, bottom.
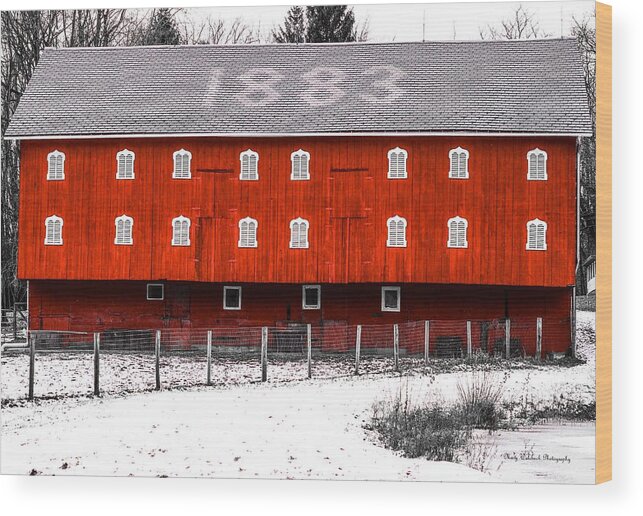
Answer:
27, 280, 572, 353
18, 136, 577, 286
19, 135, 577, 354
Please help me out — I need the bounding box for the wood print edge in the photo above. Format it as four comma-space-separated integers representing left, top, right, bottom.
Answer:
595, 0, 612, 485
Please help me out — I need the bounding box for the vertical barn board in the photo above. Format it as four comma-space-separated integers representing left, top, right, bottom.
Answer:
20, 136, 577, 288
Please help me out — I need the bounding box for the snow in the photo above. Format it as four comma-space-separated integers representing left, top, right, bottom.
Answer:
0, 312, 596, 483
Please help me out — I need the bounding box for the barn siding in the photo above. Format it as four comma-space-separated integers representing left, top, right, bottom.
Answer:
18, 136, 577, 287
27, 280, 572, 354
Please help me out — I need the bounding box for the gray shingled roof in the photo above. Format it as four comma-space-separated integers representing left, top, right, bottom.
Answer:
5, 39, 592, 138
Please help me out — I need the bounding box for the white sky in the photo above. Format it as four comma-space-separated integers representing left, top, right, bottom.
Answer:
5, 0, 596, 42
179, 1, 595, 42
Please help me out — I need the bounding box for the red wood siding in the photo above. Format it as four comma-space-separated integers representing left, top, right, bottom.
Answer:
18, 136, 577, 287
28, 280, 572, 354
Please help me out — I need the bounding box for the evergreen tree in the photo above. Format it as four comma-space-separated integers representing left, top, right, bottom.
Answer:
272, 6, 306, 43
305, 5, 356, 43
142, 8, 182, 46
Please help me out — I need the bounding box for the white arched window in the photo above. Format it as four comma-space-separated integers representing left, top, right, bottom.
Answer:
387, 147, 408, 179
47, 150, 65, 180
527, 148, 548, 180
173, 149, 192, 179
171, 216, 191, 246
290, 218, 310, 248
526, 219, 548, 250
447, 216, 468, 248
114, 215, 133, 245
238, 217, 258, 247
291, 149, 310, 180
44, 215, 63, 245
116, 149, 135, 179
386, 215, 407, 247
449, 147, 469, 179
240, 149, 259, 180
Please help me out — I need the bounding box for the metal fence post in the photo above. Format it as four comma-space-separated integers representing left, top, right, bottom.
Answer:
424, 320, 430, 365
28, 330, 35, 401
206, 330, 212, 386
306, 324, 312, 379
505, 318, 511, 359
354, 325, 362, 376
466, 321, 472, 357
393, 324, 400, 372
93, 332, 100, 396
261, 327, 268, 382
536, 317, 543, 361
155, 329, 161, 390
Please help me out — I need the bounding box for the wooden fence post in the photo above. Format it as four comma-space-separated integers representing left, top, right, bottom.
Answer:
12, 306, 17, 342
93, 332, 100, 396
505, 318, 511, 359
261, 327, 268, 382
206, 330, 212, 386
306, 324, 312, 379
354, 325, 362, 376
424, 320, 430, 365
393, 324, 400, 372
571, 287, 577, 359
466, 321, 472, 357
536, 317, 543, 361
28, 331, 35, 401
155, 330, 161, 391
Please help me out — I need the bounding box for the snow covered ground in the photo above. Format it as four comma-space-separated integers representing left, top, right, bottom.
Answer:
0, 312, 596, 483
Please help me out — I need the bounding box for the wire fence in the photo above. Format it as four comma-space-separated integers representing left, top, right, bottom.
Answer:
1, 317, 570, 401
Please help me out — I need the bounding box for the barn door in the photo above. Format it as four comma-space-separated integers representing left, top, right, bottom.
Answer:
164, 285, 191, 328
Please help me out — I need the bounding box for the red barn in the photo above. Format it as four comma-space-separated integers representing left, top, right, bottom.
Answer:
6, 40, 591, 355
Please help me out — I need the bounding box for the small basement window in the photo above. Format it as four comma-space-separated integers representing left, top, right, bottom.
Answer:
240, 149, 259, 180
387, 147, 408, 179
381, 286, 401, 312
302, 285, 321, 310
116, 149, 135, 179
291, 149, 310, 180
527, 148, 548, 180
223, 286, 242, 310
47, 150, 65, 180
173, 149, 192, 179
147, 284, 164, 300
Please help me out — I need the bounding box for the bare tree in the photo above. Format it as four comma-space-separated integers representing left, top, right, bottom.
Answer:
572, 13, 597, 294
1, 9, 142, 309
479, 5, 551, 40
1, 11, 67, 309
181, 16, 262, 45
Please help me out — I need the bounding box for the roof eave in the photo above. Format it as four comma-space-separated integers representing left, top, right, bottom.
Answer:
4, 130, 594, 141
